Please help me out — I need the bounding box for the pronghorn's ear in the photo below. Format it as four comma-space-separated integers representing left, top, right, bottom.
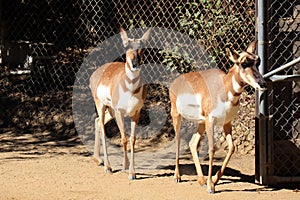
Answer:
141, 28, 151, 43
246, 41, 257, 53
226, 48, 240, 63
120, 26, 129, 47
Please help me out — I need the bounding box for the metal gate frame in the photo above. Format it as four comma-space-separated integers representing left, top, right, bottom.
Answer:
255, 0, 300, 185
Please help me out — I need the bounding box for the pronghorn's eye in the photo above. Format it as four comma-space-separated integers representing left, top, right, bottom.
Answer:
241, 58, 255, 68
241, 62, 246, 68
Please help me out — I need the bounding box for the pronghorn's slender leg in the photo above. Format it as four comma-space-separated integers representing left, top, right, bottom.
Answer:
206, 118, 215, 194
104, 107, 114, 125
213, 123, 235, 184
171, 102, 182, 182
189, 123, 206, 186
93, 117, 103, 166
115, 111, 130, 171
128, 111, 140, 180
92, 98, 104, 166
98, 104, 112, 173
92, 107, 114, 166
174, 115, 182, 182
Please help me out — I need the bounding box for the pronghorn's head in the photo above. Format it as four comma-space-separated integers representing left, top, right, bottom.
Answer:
226, 41, 267, 91
120, 27, 151, 72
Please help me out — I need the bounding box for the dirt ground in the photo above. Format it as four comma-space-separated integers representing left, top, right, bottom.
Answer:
0, 130, 299, 200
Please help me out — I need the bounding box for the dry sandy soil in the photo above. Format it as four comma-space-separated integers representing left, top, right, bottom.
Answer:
0, 130, 299, 200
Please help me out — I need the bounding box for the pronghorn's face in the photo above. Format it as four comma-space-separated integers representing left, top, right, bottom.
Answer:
120, 27, 151, 72
125, 40, 144, 71
227, 42, 267, 91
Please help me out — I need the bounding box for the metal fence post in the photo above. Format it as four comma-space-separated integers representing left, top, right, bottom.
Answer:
255, 0, 271, 185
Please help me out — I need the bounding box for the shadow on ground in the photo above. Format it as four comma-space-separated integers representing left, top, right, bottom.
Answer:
0, 126, 89, 160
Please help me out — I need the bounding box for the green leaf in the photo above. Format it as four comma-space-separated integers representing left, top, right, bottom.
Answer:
188, 29, 194, 36
167, 62, 173, 68
207, 21, 213, 27
185, 10, 191, 18
194, 18, 202, 24
193, 12, 200, 18
190, 2, 198, 7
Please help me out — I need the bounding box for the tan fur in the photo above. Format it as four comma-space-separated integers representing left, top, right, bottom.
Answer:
170, 42, 266, 193
89, 27, 151, 180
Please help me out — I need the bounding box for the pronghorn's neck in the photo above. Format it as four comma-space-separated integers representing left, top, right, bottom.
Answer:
224, 65, 246, 104
124, 63, 142, 92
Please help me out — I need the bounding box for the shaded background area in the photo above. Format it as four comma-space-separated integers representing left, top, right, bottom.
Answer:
0, 0, 257, 153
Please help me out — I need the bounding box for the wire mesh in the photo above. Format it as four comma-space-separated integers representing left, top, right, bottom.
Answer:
0, 0, 257, 154
267, 0, 300, 177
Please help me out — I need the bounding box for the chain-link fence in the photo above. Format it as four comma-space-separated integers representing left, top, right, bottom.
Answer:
1, 0, 257, 154
255, 0, 300, 184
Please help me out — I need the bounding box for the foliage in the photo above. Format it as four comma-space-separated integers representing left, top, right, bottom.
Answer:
159, 45, 197, 73
123, 12, 147, 29
160, 0, 255, 73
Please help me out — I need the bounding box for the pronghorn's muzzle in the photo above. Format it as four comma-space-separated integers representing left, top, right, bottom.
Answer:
257, 80, 267, 91
132, 54, 142, 71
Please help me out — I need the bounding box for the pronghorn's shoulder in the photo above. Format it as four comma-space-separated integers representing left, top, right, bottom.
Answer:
103, 62, 126, 78
90, 62, 124, 80
93, 62, 126, 85
199, 68, 226, 78
101, 62, 125, 75
89, 63, 111, 94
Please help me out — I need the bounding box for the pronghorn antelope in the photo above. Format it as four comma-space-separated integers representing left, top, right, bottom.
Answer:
169, 42, 267, 193
89, 27, 151, 180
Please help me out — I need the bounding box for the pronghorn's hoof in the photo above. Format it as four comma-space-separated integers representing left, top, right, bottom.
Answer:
104, 167, 113, 174
129, 174, 136, 180
92, 157, 103, 166
197, 177, 207, 187
207, 189, 215, 194
202, 184, 207, 188
124, 162, 129, 170
174, 177, 181, 183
